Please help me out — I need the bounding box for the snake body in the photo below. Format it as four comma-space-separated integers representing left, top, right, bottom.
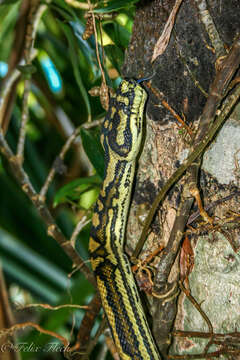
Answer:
89, 79, 160, 359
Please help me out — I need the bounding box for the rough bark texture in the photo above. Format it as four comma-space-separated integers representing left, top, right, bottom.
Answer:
123, 0, 240, 358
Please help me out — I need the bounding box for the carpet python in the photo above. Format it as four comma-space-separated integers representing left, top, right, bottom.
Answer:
89, 79, 160, 359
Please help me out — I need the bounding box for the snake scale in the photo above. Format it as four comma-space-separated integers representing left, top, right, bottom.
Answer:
89, 79, 160, 359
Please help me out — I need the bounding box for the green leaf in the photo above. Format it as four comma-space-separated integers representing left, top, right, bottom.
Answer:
51, 0, 78, 19
50, 3, 75, 22
57, 20, 91, 119
0, 0, 20, 5
94, 0, 140, 13
69, 20, 100, 79
53, 175, 102, 207
0, 2, 19, 57
103, 22, 131, 48
80, 128, 105, 179
104, 45, 124, 73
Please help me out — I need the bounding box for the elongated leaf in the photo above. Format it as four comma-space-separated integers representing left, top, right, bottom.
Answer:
80, 128, 105, 179
54, 175, 101, 207
69, 20, 99, 79
1, 258, 59, 303
52, 0, 78, 19
0, 228, 69, 290
58, 21, 91, 120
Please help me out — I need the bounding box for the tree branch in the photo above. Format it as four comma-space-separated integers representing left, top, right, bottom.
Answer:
0, 130, 95, 286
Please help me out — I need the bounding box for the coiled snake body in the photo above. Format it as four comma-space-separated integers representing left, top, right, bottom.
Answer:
89, 79, 160, 359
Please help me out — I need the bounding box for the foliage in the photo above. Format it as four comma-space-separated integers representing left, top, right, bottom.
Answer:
0, 0, 139, 358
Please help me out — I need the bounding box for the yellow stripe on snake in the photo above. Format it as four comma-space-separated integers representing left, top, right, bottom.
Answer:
89, 79, 160, 359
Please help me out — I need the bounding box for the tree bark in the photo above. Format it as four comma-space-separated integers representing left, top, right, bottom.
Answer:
123, 0, 240, 358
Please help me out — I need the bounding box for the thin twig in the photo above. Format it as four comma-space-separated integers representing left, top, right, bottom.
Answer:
0, 322, 69, 348
0, 65, 23, 126
173, 330, 240, 340
17, 79, 31, 163
16, 303, 89, 311
0, 1, 50, 133
147, 83, 193, 135
187, 191, 240, 224
194, 0, 226, 58
16, 0, 48, 163
162, 99, 193, 136
0, 52, 37, 130
39, 118, 103, 201
70, 216, 91, 248
87, 0, 106, 86
179, 282, 213, 333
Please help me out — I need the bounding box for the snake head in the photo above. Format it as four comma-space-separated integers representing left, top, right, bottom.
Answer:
102, 79, 147, 162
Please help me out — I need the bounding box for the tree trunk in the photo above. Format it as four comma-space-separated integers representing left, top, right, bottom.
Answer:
123, 0, 240, 358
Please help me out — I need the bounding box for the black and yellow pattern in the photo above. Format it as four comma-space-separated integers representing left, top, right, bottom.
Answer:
89, 79, 160, 359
